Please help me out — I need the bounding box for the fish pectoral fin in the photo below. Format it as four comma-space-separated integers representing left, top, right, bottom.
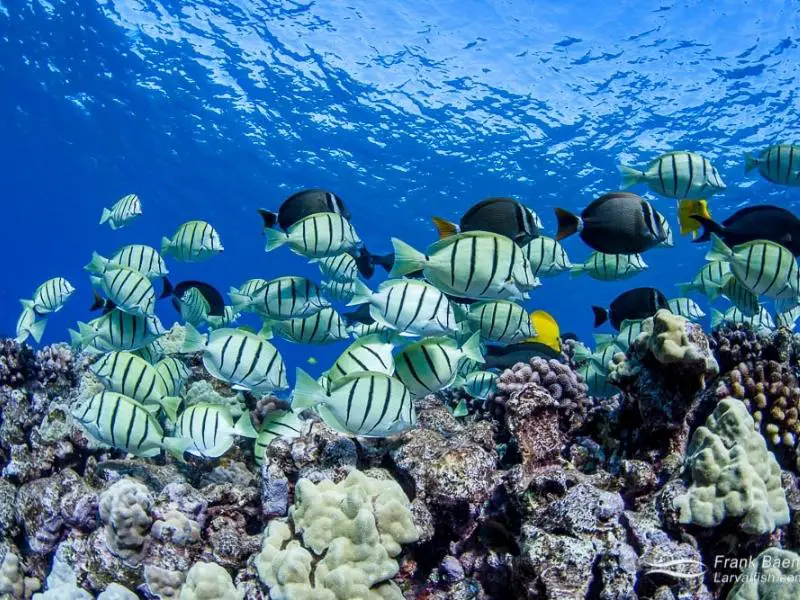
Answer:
316, 405, 352, 436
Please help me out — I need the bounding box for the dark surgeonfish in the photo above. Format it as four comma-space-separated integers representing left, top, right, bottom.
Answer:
258, 188, 391, 278
555, 192, 668, 255
432, 197, 542, 246
691, 205, 800, 255
592, 287, 669, 330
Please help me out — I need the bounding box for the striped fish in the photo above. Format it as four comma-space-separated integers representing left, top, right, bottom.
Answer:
99, 193, 142, 230
155, 356, 191, 396
110, 244, 169, 280
161, 220, 224, 262
254, 410, 310, 466
177, 287, 210, 326
456, 370, 497, 400
745, 144, 800, 187
677, 261, 731, 298
15, 307, 46, 344
667, 297, 706, 321
348, 279, 457, 337
311, 253, 359, 282
466, 300, 533, 345
263, 213, 360, 258
85, 253, 158, 317
229, 276, 330, 320
390, 231, 538, 301
21, 277, 75, 315
395, 332, 485, 397
174, 403, 257, 458
710, 275, 760, 317
706, 235, 800, 300
205, 306, 240, 330
182, 325, 288, 393
653, 211, 674, 249
570, 252, 648, 281
70, 391, 189, 459
329, 335, 395, 382
594, 319, 644, 352
70, 310, 166, 353
523, 236, 572, 277
292, 368, 416, 437
711, 306, 775, 333
589, 343, 624, 371
348, 321, 393, 338
262, 307, 350, 345
578, 362, 618, 398
620, 151, 726, 199
321, 279, 359, 302
132, 339, 165, 364
90, 351, 182, 420
777, 305, 800, 330
236, 278, 269, 297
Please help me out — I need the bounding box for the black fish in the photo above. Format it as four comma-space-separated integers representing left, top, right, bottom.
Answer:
432, 197, 541, 246
592, 287, 669, 330
90, 278, 173, 314
555, 192, 667, 255
692, 205, 800, 255
169, 280, 225, 316
342, 304, 373, 326
352, 247, 395, 279
258, 188, 351, 232
484, 342, 563, 370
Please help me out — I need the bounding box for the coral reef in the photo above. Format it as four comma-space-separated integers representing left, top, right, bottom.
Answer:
726, 547, 800, 599
674, 397, 790, 535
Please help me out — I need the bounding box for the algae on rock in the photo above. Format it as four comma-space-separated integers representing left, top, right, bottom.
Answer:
255, 469, 419, 600
674, 397, 789, 535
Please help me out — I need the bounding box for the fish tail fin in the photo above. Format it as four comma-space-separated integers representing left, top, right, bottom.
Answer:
159, 277, 173, 300
292, 368, 327, 410
346, 280, 373, 306
675, 282, 694, 297
461, 331, 485, 364
372, 253, 395, 273
159, 396, 182, 422
554, 208, 582, 241
26, 318, 48, 344
744, 153, 759, 173
431, 216, 459, 239
181, 323, 208, 353
228, 290, 253, 313
258, 321, 274, 340
89, 291, 106, 312
592, 306, 609, 328
677, 199, 709, 237
68, 328, 81, 349
690, 214, 723, 244
70, 322, 97, 349
99, 208, 112, 225
160, 236, 173, 256
162, 436, 191, 463
233, 412, 258, 438
20, 299, 35, 311
263, 228, 287, 253
389, 238, 426, 277
258, 208, 278, 229
84, 252, 109, 275
353, 247, 376, 279
705, 282, 723, 302
569, 264, 586, 278
710, 308, 724, 329
618, 164, 646, 190
705, 233, 734, 263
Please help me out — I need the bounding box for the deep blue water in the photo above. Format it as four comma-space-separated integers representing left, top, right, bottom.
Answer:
2, 0, 800, 378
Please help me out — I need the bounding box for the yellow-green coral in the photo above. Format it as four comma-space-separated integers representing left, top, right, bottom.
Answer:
179, 562, 242, 600
674, 397, 789, 535
726, 547, 800, 599
255, 470, 418, 600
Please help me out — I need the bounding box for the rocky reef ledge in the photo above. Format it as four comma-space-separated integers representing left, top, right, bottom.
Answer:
2, 314, 800, 599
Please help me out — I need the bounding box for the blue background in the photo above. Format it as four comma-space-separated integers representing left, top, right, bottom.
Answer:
2, 0, 799, 378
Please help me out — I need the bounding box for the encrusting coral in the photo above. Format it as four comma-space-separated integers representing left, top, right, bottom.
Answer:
673, 397, 790, 535
725, 547, 800, 599
179, 562, 242, 600
255, 469, 419, 600
98, 478, 153, 563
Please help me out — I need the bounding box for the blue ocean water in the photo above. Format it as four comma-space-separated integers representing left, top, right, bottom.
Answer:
2, 0, 799, 375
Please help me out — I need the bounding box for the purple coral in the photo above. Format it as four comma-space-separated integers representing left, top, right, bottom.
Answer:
0, 340, 38, 388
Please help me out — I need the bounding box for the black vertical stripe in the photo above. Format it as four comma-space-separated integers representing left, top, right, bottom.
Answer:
240, 339, 264, 382
109, 395, 121, 446
406, 284, 426, 331
658, 157, 666, 195
450, 239, 460, 287
345, 378, 359, 424
359, 375, 376, 430
464, 236, 478, 293
685, 153, 694, 197
125, 405, 138, 449
368, 377, 393, 434
201, 407, 210, 450
480, 236, 500, 296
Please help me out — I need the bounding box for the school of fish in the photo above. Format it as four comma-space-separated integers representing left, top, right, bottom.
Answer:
15, 146, 800, 465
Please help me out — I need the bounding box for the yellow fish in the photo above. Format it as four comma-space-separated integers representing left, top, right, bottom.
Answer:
525, 310, 561, 354
677, 200, 711, 238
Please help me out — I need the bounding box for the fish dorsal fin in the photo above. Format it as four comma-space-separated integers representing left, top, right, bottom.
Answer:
426, 230, 509, 255
432, 216, 459, 239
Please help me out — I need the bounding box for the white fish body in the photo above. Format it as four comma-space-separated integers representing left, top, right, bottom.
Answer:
523, 236, 572, 277
667, 297, 706, 321
70, 310, 166, 353
22, 277, 75, 315
676, 261, 731, 298
229, 276, 330, 320
394, 333, 485, 397
620, 151, 726, 199
174, 403, 257, 458
177, 287, 211, 327
254, 410, 310, 466
466, 300, 533, 345
161, 220, 224, 262
111, 244, 169, 280
745, 144, 800, 187
154, 356, 192, 396
570, 252, 648, 281
15, 307, 47, 344
329, 334, 396, 381
84, 253, 157, 317
263, 307, 351, 345
311, 253, 359, 282
457, 370, 498, 400
263, 213, 360, 258
100, 194, 142, 230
